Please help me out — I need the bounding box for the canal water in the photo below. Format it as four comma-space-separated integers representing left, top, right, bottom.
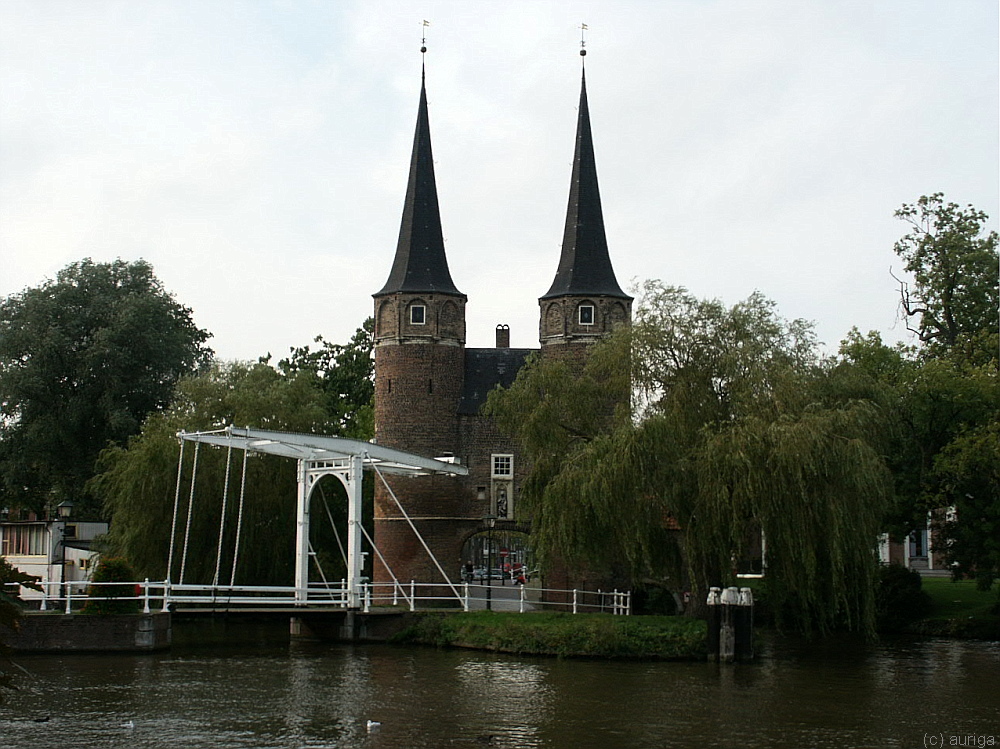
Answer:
1, 621, 997, 749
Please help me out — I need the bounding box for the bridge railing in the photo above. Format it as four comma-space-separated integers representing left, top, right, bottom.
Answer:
5, 579, 161, 614
360, 581, 631, 615
7, 579, 353, 613
7, 579, 630, 615
164, 582, 351, 608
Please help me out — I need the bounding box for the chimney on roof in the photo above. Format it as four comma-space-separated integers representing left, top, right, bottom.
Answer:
495, 324, 510, 349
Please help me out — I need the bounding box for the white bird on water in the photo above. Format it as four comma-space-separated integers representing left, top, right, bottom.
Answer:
121, 720, 135, 729
366, 720, 381, 733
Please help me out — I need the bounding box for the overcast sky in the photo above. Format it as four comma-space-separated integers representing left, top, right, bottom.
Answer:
2, 1, 997, 361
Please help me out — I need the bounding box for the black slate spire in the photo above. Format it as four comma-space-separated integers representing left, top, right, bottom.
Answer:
376, 65, 463, 297
541, 65, 629, 300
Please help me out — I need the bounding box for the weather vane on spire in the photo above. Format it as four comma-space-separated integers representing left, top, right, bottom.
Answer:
421, 19, 430, 54
580, 22, 588, 56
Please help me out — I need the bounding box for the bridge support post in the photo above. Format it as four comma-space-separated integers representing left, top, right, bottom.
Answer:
294, 459, 310, 605
346, 454, 364, 609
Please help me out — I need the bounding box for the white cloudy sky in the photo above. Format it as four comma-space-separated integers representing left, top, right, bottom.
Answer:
1, 1, 997, 361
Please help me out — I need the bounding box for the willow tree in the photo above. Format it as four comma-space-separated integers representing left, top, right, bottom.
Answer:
91, 321, 375, 585
487, 282, 893, 634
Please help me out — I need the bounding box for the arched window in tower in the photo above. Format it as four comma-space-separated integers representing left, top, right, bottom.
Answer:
410, 304, 426, 325
544, 303, 563, 337
439, 299, 460, 338
578, 303, 596, 326
376, 299, 397, 337
609, 302, 628, 329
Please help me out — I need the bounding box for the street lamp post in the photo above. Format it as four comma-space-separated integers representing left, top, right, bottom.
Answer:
483, 514, 496, 611
56, 501, 74, 603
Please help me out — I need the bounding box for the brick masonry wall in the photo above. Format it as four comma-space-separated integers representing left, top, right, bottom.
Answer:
372, 345, 537, 589
374, 343, 463, 456
373, 517, 484, 588
538, 339, 595, 371
9, 612, 171, 652
457, 413, 528, 519
372, 411, 532, 589
374, 336, 467, 589
539, 297, 631, 347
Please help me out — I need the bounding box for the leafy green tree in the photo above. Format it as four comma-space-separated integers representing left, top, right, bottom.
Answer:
831, 330, 929, 537
488, 282, 893, 634
933, 420, 1000, 589
92, 321, 374, 585
893, 193, 999, 362
839, 196, 1000, 591
835, 330, 1000, 588
276, 317, 374, 438
0, 259, 213, 517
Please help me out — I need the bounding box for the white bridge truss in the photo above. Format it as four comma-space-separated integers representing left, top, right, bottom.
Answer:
176, 426, 468, 609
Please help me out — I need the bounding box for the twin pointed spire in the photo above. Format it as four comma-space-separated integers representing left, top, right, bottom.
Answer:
375, 60, 463, 298
541, 62, 629, 301
376, 44, 627, 304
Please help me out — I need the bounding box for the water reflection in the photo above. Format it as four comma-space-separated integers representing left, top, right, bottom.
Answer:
455, 660, 552, 746
1, 626, 997, 749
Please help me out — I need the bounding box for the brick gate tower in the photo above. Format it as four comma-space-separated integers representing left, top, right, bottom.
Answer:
372, 61, 471, 588
372, 51, 630, 595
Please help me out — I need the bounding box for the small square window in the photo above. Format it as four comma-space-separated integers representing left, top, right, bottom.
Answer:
579, 305, 595, 325
492, 454, 513, 478
410, 305, 426, 325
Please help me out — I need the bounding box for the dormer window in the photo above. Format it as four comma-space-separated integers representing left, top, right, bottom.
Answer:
578, 304, 595, 326
410, 305, 426, 325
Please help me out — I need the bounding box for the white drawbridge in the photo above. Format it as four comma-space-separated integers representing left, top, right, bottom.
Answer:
173, 426, 468, 609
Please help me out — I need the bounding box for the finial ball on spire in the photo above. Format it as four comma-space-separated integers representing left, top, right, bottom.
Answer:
580, 49, 587, 56
421, 46, 427, 53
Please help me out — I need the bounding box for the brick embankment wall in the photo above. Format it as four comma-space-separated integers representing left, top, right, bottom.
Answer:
7, 612, 172, 652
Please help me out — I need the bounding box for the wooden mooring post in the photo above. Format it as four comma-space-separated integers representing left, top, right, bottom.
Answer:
706, 586, 754, 662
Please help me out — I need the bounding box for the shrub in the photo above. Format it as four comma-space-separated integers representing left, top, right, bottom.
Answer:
876, 564, 932, 632
81, 557, 140, 615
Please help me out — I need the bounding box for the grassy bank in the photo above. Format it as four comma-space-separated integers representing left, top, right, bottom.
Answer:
907, 578, 999, 639
390, 611, 707, 660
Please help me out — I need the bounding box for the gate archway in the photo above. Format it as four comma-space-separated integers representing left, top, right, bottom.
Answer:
460, 524, 534, 584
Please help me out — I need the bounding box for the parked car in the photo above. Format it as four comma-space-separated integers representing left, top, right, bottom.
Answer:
468, 567, 505, 582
